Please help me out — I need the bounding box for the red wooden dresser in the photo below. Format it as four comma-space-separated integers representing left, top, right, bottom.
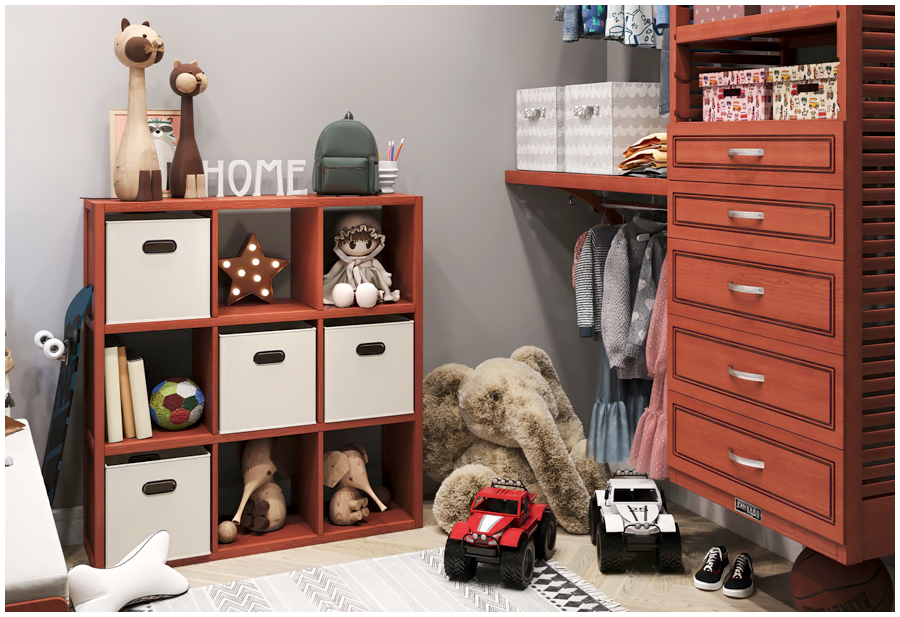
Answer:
666, 5, 894, 565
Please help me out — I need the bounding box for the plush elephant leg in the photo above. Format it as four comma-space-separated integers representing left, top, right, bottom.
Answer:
433, 464, 495, 533
571, 439, 611, 495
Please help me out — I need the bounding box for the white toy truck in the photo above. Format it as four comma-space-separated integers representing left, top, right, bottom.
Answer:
589, 470, 682, 573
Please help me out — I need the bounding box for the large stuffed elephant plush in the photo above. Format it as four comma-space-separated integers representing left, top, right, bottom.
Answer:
424, 346, 611, 534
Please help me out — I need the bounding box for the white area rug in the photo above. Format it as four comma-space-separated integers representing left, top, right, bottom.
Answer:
129, 548, 626, 612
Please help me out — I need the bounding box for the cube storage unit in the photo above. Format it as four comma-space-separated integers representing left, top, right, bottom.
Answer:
219, 323, 317, 434
515, 86, 565, 172
563, 82, 669, 175
324, 316, 415, 423
82, 194, 423, 567
105, 214, 211, 325
105, 447, 211, 565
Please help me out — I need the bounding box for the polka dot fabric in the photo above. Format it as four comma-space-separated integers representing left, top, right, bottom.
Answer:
628, 261, 668, 479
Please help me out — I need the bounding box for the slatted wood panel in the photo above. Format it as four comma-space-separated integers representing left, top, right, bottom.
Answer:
859, 5, 895, 501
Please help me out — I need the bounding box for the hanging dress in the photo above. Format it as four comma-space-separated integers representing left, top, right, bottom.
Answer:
629, 261, 669, 479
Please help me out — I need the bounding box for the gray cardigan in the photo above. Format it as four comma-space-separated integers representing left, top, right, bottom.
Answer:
574, 224, 622, 338
600, 216, 667, 380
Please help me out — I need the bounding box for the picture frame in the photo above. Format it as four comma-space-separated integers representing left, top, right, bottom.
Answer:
109, 109, 182, 198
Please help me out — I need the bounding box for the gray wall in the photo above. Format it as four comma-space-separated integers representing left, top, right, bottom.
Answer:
5, 5, 617, 510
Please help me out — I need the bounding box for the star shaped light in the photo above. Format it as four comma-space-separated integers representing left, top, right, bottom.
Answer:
219, 233, 289, 305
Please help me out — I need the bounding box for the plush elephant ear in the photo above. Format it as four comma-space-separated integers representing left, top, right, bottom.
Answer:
511, 345, 585, 449
423, 363, 476, 482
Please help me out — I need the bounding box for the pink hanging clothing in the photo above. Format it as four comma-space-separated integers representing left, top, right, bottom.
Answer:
628, 260, 669, 479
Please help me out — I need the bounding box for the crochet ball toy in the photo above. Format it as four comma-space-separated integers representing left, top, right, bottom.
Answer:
149, 378, 204, 430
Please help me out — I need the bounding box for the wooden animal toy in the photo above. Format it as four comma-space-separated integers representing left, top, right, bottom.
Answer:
169, 60, 208, 198
113, 19, 165, 201
324, 443, 388, 525
218, 438, 287, 543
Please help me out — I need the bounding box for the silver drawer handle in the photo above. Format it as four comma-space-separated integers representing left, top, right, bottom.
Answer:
728, 448, 765, 470
523, 107, 546, 119
728, 282, 765, 295
728, 148, 764, 157
728, 210, 765, 220
728, 365, 765, 383
574, 104, 601, 117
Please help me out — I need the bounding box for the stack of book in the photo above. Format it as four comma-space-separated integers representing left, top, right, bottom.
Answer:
104, 346, 153, 443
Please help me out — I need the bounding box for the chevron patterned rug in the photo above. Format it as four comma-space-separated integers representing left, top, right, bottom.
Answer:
128, 548, 625, 612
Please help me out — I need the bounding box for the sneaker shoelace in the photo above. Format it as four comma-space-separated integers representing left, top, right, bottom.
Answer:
732, 555, 750, 580
703, 547, 722, 572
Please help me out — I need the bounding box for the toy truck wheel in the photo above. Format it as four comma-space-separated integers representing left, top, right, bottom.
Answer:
444, 538, 477, 582
535, 510, 557, 560
589, 498, 602, 546
500, 538, 536, 590
657, 524, 683, 573
598, 520, 626, 574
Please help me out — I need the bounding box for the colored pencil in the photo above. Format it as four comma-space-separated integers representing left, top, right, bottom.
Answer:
395, 138, 404, 161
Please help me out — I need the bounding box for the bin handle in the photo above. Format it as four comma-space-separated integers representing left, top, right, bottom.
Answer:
357, 342, 386, 356
142, 240, 177, 254
253, 350, 285, 365
142, 479, 177, 495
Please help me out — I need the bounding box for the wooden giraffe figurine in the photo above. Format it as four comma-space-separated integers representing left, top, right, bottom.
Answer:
113, 19, 165, 201
169, 60, 208, 198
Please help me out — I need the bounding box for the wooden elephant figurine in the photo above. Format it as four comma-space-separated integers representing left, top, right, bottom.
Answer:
218, 438, 287, 543
324, 443, 388, 526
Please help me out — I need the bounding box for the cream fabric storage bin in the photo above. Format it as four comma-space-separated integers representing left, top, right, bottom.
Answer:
105, 214, 211, 325
516, 86, 565, 171
105, 446, 210, 565
324, 316, 414, 423
564, 82, 669, 175
218, 323, 317, 434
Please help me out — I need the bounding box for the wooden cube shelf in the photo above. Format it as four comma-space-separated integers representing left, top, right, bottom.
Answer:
82, 194, 424, 567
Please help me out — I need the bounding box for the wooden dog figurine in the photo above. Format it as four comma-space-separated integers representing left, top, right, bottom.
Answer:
324, 443, 388, 526
169, 60, 208, 198
113, 19, 165, 201
218, 439, 286, 543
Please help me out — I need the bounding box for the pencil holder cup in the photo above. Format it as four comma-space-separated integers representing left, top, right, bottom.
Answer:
378, 161, 399, 194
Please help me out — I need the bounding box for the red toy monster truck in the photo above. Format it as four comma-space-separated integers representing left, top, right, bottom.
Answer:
444, 479, 557, 589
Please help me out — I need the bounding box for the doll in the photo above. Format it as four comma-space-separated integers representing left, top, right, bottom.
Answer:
323, 214, 400, 307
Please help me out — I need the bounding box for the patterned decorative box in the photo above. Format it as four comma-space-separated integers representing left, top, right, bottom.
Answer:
516, 87, 565, 172
700, 68, 773, 122
563, 82, 668, 175
693, 5, 760, 23
768, 62, 840, 120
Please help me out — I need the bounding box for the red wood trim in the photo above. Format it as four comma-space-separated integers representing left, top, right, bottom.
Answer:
861, 481, 894, 498
84, 194, 419, 213
676, 5, 839, 43
862, 445, 895, 462
5, 597, 69, 612
861, 463, 894, 481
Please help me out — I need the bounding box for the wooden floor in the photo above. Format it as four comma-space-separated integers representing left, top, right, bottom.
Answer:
65, 502, 796, 612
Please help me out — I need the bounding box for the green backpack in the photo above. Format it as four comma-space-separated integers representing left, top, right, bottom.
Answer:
313, 112, 380, 195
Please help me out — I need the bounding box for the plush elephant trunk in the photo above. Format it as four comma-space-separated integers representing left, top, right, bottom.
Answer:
508, 397, 591, 534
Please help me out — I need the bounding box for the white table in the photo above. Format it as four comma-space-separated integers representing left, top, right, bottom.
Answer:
4, 419, 69, 610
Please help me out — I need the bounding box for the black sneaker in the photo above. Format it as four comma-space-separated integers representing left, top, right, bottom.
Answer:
723, 553, 755, 598
694, 546, 730, 591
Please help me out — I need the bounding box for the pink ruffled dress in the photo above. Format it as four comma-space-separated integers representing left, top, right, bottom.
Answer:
628, 260, 669, 479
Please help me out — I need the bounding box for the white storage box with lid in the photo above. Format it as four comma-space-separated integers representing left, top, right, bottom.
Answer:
515, 86, 565, 171
105, 213, 210, 325
324, 316, 414, 423
563, 82, 668, 175
768, 62, 840, 120
219, 323, 317, 434
105, 446, 210, 565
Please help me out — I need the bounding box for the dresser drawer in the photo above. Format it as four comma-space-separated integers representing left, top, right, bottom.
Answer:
669, 120, 843, 189
669, 316, 843, 448
669, 182, 843, 260
669, 238, 843, 354
669, 392, 843, 544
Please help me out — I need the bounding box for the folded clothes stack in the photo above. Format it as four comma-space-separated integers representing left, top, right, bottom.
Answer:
618, 132, 667, 178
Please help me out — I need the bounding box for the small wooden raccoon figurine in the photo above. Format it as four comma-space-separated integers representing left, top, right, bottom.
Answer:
169, 60, 208, 198
113, 19, 165, 201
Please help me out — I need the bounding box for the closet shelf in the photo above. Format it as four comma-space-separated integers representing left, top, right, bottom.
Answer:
505, 170, 668, 197
675, 5, 838, 43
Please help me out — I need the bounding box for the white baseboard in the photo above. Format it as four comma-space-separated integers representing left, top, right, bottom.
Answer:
53, 505, 83, 548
